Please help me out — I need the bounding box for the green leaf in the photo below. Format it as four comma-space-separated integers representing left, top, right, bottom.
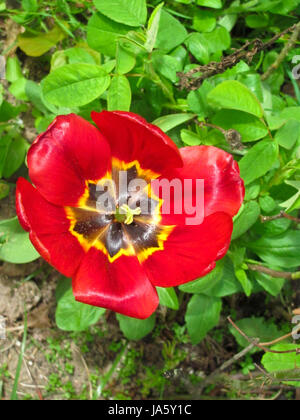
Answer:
42, 64, 110, 107
270, 0, 300, 14
50, 50, 68, 71
179, 260, 224, 294
239, 139, 278, 185
185, 33, 210, 64
9, 78, 28, 101
193, 9, 216, 32
212, 110, 268, 142
185, 294, 222, 344
232, 201, 260, 240
2, 137, 27, 178
22, 0, 38, 12
285, 180, 300, 193
244, 181, 260, 201
259, 195, 277, 213
197, 0, 222, 8
55, 277, 105, 332
187, 81, 213, 117
87, 13, 131, 57
262, 51, 284, 92
260, 209, 292, 234
185, 27, 230, 64
64, 47, 96, 65
235, 268, 252, 297
6, 57, 23, 83
152, 53, 181, 83
0, 134, 12, 178
35, 115, 57, 134
116, 313, 156, 340
181, 129, 202, 146
275, 120, 300, 150
116, 42, 136, 74
254, 215, 291, 238
145, 2, 163, 52
25, 80, 49, 114
155, 10, 188, 53
248, 230, 300, 268
205, 258, 243, 297
156, 287, 179, 310
108, 75, 131, 111
207, 80, 263, 118
219, 13, 237, 31
18, 25, 66, 57
262, 344, 300, 386
93, 0, 147, 26
246, 14, 269, 28
230, 248, 253, 296
0, 217, 40, 264
230, 317, 282, 353
280, 106, 300, 122
101, 60, 117, 73
280, 184, 300, 212
204, 26, 231, 52
0, 181, 10, 200
254, 272, 285, 297
280, 181, 300, 212
238, 73, 263, 102
153, 113, 196, 132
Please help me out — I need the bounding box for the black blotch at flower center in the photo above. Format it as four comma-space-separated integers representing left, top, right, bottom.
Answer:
66, 163, 167, 260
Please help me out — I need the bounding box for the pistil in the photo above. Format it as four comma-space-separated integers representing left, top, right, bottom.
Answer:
115, 204, 142, 225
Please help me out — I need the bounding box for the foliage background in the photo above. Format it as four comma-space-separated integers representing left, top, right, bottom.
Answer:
0, 0, 300, 400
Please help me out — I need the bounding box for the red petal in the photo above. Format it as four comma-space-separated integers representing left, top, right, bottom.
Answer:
91, 111, 183, 174
27, 114, 111, 206
154, 146, 244, 225
73, 249, 159, 319
142, 212, 233, 287
16, 178, 85, 277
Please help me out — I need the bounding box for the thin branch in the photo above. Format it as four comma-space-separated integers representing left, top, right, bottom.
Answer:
23, 358, 43, 401
260, 210, 300, 224
227, 317, 300, 354
194, 119, 244, 150
178, 23, 299, 91
195, 120, 226, 135
200, 319, 300, 390
261, 20, 300, 81
260, 329, 300, 347
247, 263, 300, 280
255, 364, 300, 384
199, 341, 259, 388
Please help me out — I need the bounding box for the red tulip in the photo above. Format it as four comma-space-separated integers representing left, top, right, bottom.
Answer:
16, 112, 244, 319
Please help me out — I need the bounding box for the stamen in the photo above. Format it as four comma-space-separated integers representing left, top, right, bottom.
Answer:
120, 204, 141, 225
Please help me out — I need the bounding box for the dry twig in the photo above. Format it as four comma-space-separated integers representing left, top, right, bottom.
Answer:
199, 317, 300, 392
260, 210, 300, 224
247, 264, 300, 280
261, 20, 300, 80
227, 317, 300, 354
178, 23, 299, 91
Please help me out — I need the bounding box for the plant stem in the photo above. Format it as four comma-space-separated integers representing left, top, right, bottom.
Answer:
260, 211, 300, 224
261, 20, 300, 81
10, 308, 27, 401
247, 263, 300, 280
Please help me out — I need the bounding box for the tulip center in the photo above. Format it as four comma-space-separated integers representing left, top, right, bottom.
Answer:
66, 159, 175, 263
115, 204, 142, 225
